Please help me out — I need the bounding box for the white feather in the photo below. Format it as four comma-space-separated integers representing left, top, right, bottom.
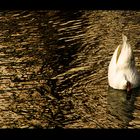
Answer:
108, 34, 140, 90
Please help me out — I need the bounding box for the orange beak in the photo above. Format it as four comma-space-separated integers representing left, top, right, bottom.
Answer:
126, 81, 131, 92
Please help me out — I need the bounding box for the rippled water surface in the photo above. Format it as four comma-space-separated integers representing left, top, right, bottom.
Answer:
0, 10, 140, 128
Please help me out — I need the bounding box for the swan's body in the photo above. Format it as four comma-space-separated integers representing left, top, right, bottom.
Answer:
108, 34, 140, 91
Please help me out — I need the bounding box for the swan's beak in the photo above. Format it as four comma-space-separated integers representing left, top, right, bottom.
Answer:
126, 81, 131, 92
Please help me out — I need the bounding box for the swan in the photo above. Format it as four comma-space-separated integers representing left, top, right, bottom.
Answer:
108, 34, 140, 91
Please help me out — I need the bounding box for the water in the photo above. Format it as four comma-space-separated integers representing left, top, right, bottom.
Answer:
0, 10, 140, 128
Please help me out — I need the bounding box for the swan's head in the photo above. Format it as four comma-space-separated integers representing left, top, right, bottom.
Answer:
116, 34, 135, 68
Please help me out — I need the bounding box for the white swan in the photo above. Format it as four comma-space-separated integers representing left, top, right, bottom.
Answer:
108, 34, 140, 91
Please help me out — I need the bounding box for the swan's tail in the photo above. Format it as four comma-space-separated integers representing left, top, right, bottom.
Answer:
122, 34, 127, 43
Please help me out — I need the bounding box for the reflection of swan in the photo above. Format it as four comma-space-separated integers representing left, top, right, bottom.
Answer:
108, 34, 140, 91
107, 87, 135, 127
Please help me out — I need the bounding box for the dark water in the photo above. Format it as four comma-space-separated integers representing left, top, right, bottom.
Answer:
0, 10, 140, 128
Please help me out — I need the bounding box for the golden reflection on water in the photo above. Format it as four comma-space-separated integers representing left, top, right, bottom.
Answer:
0, 10, 140, 128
